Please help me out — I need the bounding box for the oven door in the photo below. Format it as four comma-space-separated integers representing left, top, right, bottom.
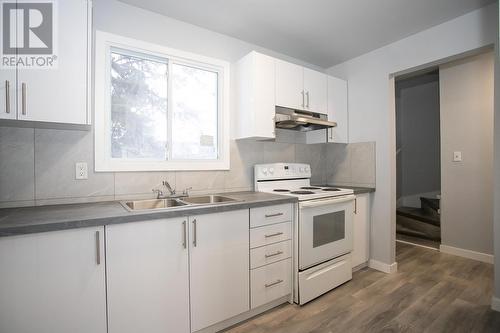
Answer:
299, 195, 355, 270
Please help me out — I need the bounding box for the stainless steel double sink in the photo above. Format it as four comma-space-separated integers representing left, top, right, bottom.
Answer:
122, 195, 241, 212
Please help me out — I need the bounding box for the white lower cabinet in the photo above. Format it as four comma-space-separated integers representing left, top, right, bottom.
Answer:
190, 210, 250, 331
0, 227, 107, 333
105, 218, 190, 333
352, 193, 371, 268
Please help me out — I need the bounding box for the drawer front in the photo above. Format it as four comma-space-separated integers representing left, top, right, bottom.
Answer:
298, 254, 352, 305
250, 204, 293, 227
250, 240, 292, 269
250, 222, 292, 249
251, 259, 292, 309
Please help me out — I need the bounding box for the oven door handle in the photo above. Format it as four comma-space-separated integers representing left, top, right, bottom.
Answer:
299, 195, 356, 208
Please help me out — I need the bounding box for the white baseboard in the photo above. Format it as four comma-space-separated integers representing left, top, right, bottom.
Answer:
440, 245, 494, 264
492, 297, 500, 312
368, 259, 398, 274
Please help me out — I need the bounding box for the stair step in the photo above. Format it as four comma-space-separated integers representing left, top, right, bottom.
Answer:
420, 197, 440, 216
396, 207, 440, 227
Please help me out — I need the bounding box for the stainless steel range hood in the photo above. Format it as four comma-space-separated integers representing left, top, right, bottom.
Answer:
275, 106, 337, 132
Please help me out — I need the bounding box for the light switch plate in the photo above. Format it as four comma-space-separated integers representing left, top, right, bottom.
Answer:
75, 162, 88, 180
453, 151, 462, 162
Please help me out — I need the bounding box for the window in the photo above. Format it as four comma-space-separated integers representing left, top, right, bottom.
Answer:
94, 31, 230, 171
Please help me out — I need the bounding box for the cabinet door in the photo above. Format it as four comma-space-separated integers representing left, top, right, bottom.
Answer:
0, 69, 16, 120
236, 51, 276, 139
327, 76, 348, 143
303, 68, 327, 113
106, 218, 190, 333
352, 194, 370, 268
275, 59, 304, 110
0, 227, 107, 333
17, 0, 89, 124
190, 210, 250, 331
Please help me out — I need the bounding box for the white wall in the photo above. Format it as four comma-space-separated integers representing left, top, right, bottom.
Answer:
440, 52, 494, 255
328, 4, 497, 268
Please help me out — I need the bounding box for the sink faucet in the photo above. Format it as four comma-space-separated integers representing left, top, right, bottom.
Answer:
152, 181, 193, 199
152, 180, 176, 199
162, 181, 176, 196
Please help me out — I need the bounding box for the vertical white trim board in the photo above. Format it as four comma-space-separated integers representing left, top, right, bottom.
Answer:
368, 259, 398, 274
492, 297, 500, 312
439, 245, 494, 264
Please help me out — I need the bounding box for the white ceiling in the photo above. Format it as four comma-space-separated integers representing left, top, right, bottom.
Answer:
118, 0, 495, 68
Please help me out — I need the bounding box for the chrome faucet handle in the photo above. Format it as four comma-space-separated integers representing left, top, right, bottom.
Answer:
152, 188, 164, 199
162, 180, 176, 195
182, 187, 193, 197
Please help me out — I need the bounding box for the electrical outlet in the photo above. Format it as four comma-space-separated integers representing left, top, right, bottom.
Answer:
453, 151, 462, 162
75, 162, 88, 180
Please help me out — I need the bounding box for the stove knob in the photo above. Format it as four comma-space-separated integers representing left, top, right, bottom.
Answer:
269, 167, 274, 174
305, 166, 310, 173
299, 167, 304, 173
262, 168, 268, 175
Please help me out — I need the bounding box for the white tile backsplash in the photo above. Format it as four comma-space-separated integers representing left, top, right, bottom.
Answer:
0, 126, 375, 207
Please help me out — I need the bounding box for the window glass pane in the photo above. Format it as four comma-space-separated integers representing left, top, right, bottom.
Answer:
171, 63, 218, 160
110, 50, 168, 159
313, 211, 345, 248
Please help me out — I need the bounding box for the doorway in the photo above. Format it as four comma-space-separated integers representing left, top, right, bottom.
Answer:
395, 69, 441, 249
393, 50, 494, 255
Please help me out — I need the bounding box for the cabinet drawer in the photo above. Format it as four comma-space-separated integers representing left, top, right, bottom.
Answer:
250, 222, 292, 249
251, 258, 292, 309
250, 204, 293, 227
250, 240, 292, 269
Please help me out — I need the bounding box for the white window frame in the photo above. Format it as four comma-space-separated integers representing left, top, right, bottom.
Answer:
94, 31, 230, 171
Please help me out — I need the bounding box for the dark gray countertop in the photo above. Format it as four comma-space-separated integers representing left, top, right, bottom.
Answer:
312, 184, 376, 195
0, 192, 297, 237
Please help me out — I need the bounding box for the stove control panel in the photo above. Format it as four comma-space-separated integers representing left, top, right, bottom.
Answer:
255, 163, 311, 180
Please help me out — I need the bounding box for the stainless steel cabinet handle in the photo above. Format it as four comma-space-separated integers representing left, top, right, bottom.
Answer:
301, 90, 305, 108
21, 83, 27, 115
265, 212, 283, 218
5, 80, 10, 114
306, 91, 310, 108
182, 220, 187, 249
265, 232, 283, 238
354, 198, 357, 214
265, 251, 283, 258
95, 231, 101, 265
265, 279, 284, 288
192, 219, 197, 247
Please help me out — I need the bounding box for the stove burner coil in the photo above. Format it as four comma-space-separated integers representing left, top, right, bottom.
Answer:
290, 190, 315, 195
322, 188, 341, 191
300, 186, 321, 190
273, 189, 290, 192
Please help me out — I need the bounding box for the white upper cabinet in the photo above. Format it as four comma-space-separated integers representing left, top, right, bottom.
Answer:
189, 210, 250, 331
105, 218, 190, 333
302, 75, 348, 144
2, 0, 91, 126
275, 59, 304, 110
236, 51, 341, 142
0, 227, 107, 333
303, 68, 327, 113
0, 70, 16, 120
327, 76, 348, 143
236, 51, 276, 140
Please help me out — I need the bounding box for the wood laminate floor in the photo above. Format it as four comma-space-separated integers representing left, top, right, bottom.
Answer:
226, 242, 500, 333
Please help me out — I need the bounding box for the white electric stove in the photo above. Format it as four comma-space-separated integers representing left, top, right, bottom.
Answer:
255, 163, 355, 305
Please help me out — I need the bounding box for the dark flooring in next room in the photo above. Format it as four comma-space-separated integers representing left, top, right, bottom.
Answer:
226, 243, 500, 333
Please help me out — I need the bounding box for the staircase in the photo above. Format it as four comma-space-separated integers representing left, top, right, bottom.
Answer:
396, 196, 441, 241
